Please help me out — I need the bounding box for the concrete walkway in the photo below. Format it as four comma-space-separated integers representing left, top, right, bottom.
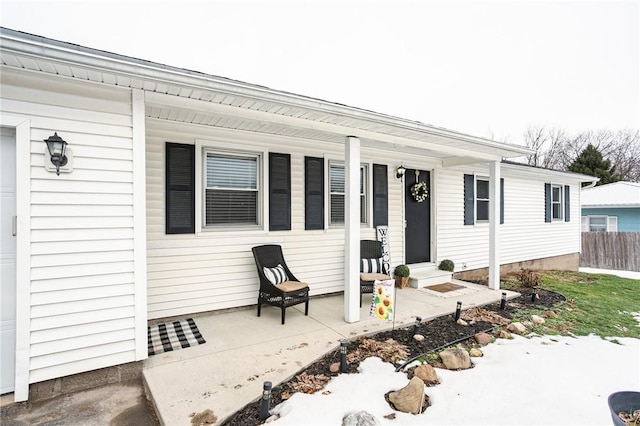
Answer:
143, 280, 519, 425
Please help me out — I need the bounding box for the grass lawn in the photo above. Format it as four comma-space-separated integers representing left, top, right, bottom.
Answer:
502, 270, 640, 339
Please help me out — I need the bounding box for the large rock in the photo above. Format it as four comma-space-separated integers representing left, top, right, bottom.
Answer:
413, 364, 438, 385
342, 411, 381, 426
388, 377, 425, 414
507, 322, 527, 334
531, 315, 545, 325
469, 348, 483, 357
474, 332, 492, 345
496, 329, 512, 339
439, 348, 472, 370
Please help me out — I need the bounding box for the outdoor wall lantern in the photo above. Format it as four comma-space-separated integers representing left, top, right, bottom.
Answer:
396, 164, 406, 179
44, 132, 72, 175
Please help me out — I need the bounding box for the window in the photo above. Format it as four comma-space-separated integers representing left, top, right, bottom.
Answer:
464, 174, 503, 225
329, 163, 367, 225
545, 183, 570, 223
551, 184, 563, 220
582, 215, 618, 232
588, 216, 607, 232
476, 178, 489, 221
204, 151, 259, 226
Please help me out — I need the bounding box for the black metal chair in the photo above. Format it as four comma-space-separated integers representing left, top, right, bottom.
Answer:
359, 240, 391, 307
252, 244, 310, 324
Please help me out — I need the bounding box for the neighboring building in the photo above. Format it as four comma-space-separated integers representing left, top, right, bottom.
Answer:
0, 28, 597, 401
581, 181, 640, 232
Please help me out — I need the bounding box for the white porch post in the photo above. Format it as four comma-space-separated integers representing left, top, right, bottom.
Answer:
344, 136, 361, 323
488, 160, 501, 290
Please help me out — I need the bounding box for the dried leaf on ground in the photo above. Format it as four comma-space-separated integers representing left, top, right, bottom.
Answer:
349, 337, 409, 364
289, 372, 330, 394
461, 307, 510, 325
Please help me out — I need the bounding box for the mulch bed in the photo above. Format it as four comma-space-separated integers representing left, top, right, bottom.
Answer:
221, 287, 565, 425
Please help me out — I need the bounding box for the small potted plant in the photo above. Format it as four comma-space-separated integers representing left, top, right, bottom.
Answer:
394, 264, 410, 289
438, 259, 454, 272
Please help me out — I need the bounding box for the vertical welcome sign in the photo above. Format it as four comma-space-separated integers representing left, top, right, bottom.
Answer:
376, 226, 390, 275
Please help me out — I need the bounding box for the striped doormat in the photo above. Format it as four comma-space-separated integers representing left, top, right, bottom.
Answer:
147, 318, 206, 356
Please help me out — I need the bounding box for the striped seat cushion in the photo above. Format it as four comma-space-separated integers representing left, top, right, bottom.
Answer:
361, 258, 386, 274
263, 264, 288, 285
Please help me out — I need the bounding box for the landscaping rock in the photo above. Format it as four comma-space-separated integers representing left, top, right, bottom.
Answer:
387, 377, 425, 415
413, 334, 425, 342
456, 319, 468, 326
330, 362, 340, 373
507, 322, 527, 334
439, 348, 472, 370
413, 364, 438, 385
474, 332, 492, 345
469, 348, 483, 357
522, 320, 534, 328
543, 310, 558, 318
497, 329, 512, 339
342, 410, 381, 426
531, 315, 545, 325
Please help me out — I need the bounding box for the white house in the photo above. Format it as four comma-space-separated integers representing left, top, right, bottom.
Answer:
0, 28, 597, 401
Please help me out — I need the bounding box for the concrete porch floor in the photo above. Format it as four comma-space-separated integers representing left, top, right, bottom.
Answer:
143, 280, 519, 425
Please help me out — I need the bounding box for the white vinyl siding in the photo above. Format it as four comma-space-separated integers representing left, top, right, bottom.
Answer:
146, 121, 406, 319
0, 69, 141, 384
437, 165, 581, 272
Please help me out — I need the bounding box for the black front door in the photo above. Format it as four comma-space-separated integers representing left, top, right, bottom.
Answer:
404, 169, 431, 264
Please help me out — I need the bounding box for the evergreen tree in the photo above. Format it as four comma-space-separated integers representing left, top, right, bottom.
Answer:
568, 144, 621, 186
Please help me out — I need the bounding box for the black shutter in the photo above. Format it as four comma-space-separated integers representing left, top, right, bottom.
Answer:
372, 164, 388, 227
464, 174, 474, 225
544, 183, 552, 223
166, 142, 195, 234
305, 156, 324, 230
564, 185, 570, 222
269, 153, 291, 231
500, 178, 505, 224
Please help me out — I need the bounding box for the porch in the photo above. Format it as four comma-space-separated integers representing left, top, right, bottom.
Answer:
142, 280, 519, 425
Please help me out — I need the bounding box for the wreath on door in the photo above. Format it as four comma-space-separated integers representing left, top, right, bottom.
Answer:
411, 181, 428, 203
410, 170, 428, 202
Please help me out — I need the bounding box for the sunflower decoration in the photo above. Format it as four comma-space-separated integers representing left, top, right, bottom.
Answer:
370, 280, 395, 321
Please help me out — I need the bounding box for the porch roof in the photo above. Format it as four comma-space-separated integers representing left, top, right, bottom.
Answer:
1, 27, 534, 162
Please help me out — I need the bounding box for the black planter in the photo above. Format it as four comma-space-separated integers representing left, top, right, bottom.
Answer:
608, 391, 640, 426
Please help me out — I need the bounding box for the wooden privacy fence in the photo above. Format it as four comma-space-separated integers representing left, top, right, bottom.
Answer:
580, 232, 640, 272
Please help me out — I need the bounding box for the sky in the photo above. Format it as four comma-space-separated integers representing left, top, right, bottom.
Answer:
0, 0, 638, 145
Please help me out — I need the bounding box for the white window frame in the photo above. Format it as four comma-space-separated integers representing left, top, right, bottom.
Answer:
587, 215, 607, 232
475, 176, 489, 222
328, 161, 368, 226
551, 184, 563, 220
196, 139, 265, 232
582, 215, 618, 232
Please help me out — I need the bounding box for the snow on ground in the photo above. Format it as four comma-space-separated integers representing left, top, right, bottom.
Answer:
579, 268, 640, 281
270, 335, 640, 425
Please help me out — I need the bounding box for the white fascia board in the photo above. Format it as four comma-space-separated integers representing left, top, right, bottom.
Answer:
501, 162, 599, 184
582, 204, 640, 209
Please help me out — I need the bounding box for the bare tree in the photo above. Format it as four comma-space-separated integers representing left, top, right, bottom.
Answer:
522, 125, 567, 169
519, 126, 640, 182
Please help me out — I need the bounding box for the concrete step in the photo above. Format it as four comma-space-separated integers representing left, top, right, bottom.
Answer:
409, 268, 452, 288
